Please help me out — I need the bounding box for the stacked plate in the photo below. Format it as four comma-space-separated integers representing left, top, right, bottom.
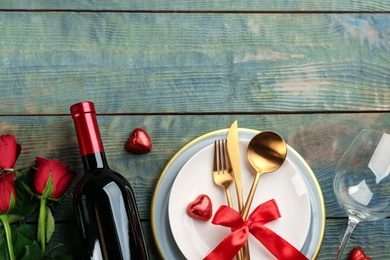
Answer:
151, 129, 325, 259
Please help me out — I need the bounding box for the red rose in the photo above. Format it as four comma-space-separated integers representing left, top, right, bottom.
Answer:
0, 135, 21, 169
0, 172, 16, 214
33, 157, 76, 199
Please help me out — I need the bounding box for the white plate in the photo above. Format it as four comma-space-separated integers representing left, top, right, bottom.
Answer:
169, 138, 311, 259
151, 128, 325, 259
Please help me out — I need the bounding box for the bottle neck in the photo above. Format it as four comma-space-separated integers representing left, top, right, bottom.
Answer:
82, 152, 108, 171
71, 102, 107, 171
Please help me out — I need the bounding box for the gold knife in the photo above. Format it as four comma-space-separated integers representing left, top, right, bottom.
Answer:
227, 120, 243, 213
227, 121, 247, 260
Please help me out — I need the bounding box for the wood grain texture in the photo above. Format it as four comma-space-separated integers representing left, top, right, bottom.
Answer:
318, 218, 390, 259
2, 2, 390, 259
1, 13, 390, 114
33, 217, 390, 259
1, 0, 390, 11
2, 113, 390, 258
3, 113, 390, 220
48, 219, 390, 259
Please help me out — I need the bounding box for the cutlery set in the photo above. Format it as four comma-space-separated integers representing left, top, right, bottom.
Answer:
213, 121, 287, 259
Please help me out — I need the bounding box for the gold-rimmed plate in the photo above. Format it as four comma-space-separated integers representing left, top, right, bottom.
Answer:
151, 128, 325, 259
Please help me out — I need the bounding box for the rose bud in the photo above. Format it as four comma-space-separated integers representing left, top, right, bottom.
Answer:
0, 135, 21, 169
33, 157, 77, 199
0, 172, 16, 214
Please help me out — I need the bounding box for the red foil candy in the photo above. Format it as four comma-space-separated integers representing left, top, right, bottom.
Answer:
348, 247, 371, 260
125, 128, 152, 154
187, 194, 213, 221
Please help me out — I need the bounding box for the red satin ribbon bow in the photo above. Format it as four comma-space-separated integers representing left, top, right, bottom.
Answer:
203, 199, 308, 260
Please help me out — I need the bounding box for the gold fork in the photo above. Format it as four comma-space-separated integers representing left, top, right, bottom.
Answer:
213, 140, 243, 260
213, 139, 234, 207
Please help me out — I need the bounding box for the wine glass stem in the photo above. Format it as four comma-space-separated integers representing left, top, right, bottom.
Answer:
335, 217, 359, 260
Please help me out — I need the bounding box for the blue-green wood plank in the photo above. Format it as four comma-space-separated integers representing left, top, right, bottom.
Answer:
3, 113, 390, 258
2, 113, 390, 221
1, 13, 390, 114
319, 219, 390, 259
1, 0, 390, 11
49, 219, 390, 259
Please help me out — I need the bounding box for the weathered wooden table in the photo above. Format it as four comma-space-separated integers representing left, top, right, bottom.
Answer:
1, 1, 390, 259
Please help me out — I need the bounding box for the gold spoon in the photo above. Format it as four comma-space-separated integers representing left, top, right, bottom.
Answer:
241, 131, 287, 260
242, 131, 287, 220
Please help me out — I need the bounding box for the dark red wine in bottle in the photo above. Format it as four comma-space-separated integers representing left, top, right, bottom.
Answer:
70, 101, 149, 260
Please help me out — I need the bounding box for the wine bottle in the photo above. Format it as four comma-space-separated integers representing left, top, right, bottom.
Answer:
70, 101, 149, 260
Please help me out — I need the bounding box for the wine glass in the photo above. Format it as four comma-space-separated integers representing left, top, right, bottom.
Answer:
334, 129, 390, 259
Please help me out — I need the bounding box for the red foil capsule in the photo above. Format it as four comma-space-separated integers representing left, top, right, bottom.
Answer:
70, 101, 104, 156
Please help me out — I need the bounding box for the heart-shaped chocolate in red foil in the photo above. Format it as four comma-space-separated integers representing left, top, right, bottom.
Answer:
187, 194, 213, 221
125, 128, 152, 154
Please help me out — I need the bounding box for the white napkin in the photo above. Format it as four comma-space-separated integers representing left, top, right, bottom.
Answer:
368, 133, 390, 184
348, 180, 373, 206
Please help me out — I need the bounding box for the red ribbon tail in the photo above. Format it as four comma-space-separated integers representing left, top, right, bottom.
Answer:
203, 227, 248, 260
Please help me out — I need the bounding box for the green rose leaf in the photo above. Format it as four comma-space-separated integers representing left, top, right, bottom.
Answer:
45, 206, 55, 243
0, 239, 9, 259
20, 241, 42, 260
13, 224, 35, 259
0, 225, 4, 243
9, 186, 39, 223
7, 168, 39, 224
